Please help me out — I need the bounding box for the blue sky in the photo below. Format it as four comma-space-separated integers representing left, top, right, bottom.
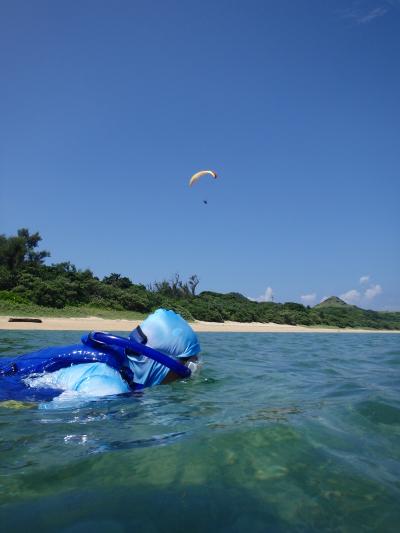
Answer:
1, 0, 399, 310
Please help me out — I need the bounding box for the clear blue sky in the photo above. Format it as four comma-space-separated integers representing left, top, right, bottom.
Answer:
1, 0, 399, 310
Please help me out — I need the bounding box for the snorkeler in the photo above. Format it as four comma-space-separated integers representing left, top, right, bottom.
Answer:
0, 309, 201, 402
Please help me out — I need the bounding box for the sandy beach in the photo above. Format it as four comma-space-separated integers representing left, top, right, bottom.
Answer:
0, 315, 398, 333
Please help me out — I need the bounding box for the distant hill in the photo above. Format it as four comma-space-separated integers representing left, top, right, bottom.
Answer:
314, 296, 353, 309
309, 296, 400, 330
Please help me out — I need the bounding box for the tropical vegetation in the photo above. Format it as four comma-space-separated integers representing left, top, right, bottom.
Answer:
1, 229, 399, 330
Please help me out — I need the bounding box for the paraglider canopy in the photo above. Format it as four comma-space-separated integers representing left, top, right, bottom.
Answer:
189, 170, 218, 187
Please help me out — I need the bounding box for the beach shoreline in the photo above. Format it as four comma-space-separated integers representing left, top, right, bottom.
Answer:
0, 315, 398, 333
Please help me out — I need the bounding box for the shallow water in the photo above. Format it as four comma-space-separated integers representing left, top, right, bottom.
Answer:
1, 331, 399, 532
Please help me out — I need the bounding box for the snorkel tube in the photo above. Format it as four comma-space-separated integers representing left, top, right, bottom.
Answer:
87, 331, 192, 379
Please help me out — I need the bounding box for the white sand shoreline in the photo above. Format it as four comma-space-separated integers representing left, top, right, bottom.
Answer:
0, 316, 398, 333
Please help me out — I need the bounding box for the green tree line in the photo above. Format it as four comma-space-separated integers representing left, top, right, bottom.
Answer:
1, 229, 399, 329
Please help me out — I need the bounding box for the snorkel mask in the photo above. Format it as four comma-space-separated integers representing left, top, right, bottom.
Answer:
129, 325, 149, 352
187, 359, 201, 377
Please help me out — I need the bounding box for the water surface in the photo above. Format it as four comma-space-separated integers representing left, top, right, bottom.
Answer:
1, 331, 399, 532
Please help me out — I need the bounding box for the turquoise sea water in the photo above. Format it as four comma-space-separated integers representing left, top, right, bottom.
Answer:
0, 330, 399, 532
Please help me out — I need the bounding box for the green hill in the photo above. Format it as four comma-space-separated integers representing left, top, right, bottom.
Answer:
315, 296, 353, 309
310, 296, 400, 330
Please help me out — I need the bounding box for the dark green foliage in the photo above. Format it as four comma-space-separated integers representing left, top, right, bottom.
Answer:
103, 273, 133, 289
0, 229, 49, 272
0, 290, 29, 304
1, 229, 399, 329
0, 266, 15, 290
149, 273, 192, 299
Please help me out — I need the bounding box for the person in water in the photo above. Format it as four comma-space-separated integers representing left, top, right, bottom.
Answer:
0, 309, 201, 402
